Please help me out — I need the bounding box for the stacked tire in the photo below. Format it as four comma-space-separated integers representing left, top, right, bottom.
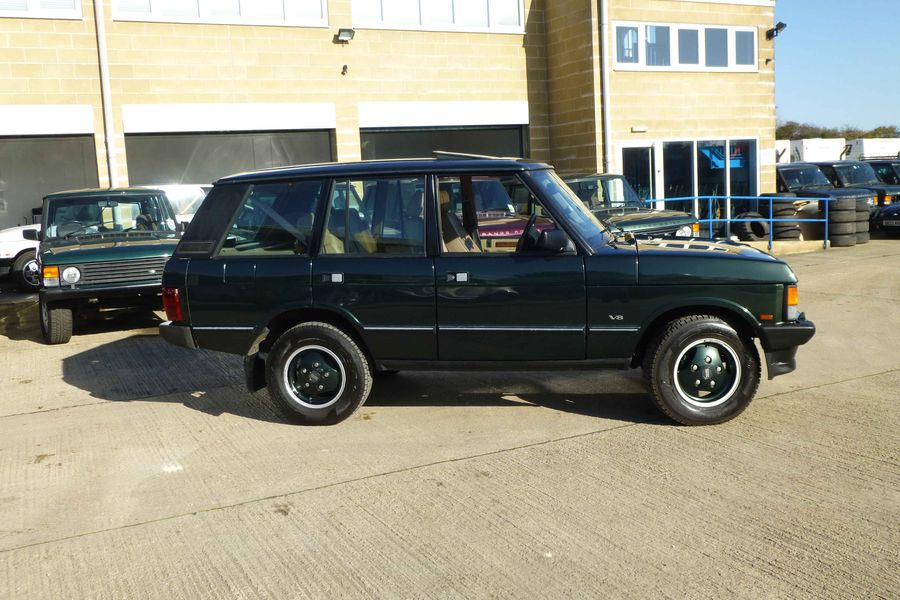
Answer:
733, 212, 768, 241
819, 197, 863, 247
767, 198, 801, 241
855, 198, 871, 245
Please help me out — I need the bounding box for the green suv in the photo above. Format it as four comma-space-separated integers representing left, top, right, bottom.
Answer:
159, 158, 815, 426
26, 188, 180, 344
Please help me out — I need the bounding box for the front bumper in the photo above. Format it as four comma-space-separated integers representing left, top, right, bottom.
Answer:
41, 281, 162, 303
159, 321, 197, 349
757, 316, 816, 380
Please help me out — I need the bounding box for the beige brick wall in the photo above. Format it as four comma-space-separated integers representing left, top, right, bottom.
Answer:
607, 0, 777, 193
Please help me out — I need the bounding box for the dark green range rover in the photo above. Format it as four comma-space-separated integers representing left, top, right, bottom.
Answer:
27, 188, 180, 344
160, 158, 815, 426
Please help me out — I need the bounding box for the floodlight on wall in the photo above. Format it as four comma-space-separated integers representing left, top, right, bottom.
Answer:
766, 22, 786, 40
631, 125, 649, 133
334, 28, 355, 44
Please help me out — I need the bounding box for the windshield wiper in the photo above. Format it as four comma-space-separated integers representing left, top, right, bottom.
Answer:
62, 223, 102, 239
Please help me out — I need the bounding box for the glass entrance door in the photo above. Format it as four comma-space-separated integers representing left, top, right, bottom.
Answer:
621, 146, 656, 201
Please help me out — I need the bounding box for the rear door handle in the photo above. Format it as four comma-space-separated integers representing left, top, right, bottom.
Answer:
446, 272, 469, 283
322, 273, 344, 283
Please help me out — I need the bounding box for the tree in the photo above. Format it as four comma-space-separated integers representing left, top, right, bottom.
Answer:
776, 120, 900, 140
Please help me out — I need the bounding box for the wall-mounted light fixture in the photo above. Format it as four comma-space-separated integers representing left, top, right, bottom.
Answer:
631, 125, 649, 134
766, 22, 786, 40
333, 28, 355, 44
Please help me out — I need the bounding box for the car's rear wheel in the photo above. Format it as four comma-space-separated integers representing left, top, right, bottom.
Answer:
39, 298, 73, 345
644, 315, 760, 425
12, 251, 40, 292
266, 322, 372, 424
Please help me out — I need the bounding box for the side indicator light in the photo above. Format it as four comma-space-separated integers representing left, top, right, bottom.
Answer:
787, 285, 799, 306
760, 314, 774, 321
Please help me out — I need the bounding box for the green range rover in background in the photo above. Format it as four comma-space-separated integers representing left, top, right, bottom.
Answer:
159, 158, 815, 426
25, 188, 180, 344
564, 173, 700, 238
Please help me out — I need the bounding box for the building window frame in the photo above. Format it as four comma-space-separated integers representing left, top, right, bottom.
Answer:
111, 0, 329, 28
351, 0, 525, 34
0, 0, 82, 20
612, 21, 758, 73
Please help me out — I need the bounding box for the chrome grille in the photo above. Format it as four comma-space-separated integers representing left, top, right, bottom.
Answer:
79, 257, 169, 286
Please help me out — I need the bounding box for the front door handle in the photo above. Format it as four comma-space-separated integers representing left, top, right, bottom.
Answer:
446, 272, 469, 283
322, 273, 344, 283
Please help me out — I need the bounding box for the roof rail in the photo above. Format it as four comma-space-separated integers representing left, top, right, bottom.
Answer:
432, 150, 500, 160
859, 153, 900, 161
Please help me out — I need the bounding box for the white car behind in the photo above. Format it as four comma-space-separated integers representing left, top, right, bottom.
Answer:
0, 223, 41, 291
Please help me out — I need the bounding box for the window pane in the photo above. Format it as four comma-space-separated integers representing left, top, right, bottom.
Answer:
41, 0, 77, 9
0, 0, 28, 9
645, 25, 670, 66
360, 126, 524, 160
454, 0, 489, 28
323, 178, 426, 255
284, 0, 323, 20
176, 184, 247, 255
160, 0, 199, 17
207, 0, 239, 17
697, 140, 726, 222
678, 29, 699, 65
663, 141, 695, 212
381, 0, 419, 24
242, 0, 283, 19
491, 0, 520, 27
735, 30, 754, 65
115, 0, 151, 13
616, 26, 639, 64
421, 0, 453, 25
221, 181, 325, 256
352, 0, 381, 21
729, 140, 757, 196
705, 28, 728, 67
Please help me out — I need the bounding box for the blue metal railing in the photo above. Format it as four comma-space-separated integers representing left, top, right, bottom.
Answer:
648, 196, 831, 251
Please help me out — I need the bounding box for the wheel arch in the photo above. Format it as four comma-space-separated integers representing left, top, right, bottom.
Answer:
249, 307, 374, 365
631, 301, 760, 369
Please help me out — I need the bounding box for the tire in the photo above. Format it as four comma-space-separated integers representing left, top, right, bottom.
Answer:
856, 209, 871, 221
734, 212, 769, 241
827, 222, 856, 235
265, 322, 372, 425
827, 209, 856, 223
855, 220, 870, 233
774, 228, 802, 240
39, 298, 73, 345
819, 198, 856, 212
856, 232, 870, 244
829, 233, 857, 248
644, 315, 760, 425
856, 197, 872, 211
12, 251, 40, 292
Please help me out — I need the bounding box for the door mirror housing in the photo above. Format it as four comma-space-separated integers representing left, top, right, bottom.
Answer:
536, 229, 576, 254
23, 228, 40, 241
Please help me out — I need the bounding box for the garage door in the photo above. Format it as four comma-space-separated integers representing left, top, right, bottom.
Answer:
0, 135, 99, 230
125, 130, 334, 186
360, 126, 526, 160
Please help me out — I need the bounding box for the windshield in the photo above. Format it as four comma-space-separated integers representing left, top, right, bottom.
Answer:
779, 166, 831, 191
163, 186, 211, 217
834, 163, 881, 186
565, 175, 644, 211
44, 194, 177, 240
529, 170, 608, 251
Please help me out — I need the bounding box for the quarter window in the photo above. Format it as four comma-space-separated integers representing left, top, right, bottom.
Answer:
321, 177, 426, 255
219, 181, 325, 256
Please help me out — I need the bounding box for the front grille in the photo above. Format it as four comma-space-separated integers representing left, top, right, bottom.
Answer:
79, 257, 169, 286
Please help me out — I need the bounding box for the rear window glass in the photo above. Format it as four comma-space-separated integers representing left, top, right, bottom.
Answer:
175, 184, 249, 255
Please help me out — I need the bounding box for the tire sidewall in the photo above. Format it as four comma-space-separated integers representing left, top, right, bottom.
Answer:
653, 320, 759, 424
13, 251, 40, 291
266, 324, 369, 424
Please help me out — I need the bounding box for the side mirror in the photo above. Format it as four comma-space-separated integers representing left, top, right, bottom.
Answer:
536, 229, 576, 254
23, 228, 40, 241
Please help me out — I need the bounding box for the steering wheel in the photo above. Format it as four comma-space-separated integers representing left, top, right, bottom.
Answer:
56, 221, 86, 238
516, 213, 540, 253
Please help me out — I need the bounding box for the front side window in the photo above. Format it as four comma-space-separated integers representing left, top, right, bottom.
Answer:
322, 177, 426, 255
219, 181, 325, 256
44, 195, 177, 240
874, 164, 900, 185
616, 26, 639, 63
833, 164, 881, 186
439, 173, 572, 254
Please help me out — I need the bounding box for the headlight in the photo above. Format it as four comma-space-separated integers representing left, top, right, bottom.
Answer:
61, 266, 81, 284
42, 265, 60, 287
675, 225, 694, 237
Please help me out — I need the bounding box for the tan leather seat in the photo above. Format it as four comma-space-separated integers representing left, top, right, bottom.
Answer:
439, 190, 480, 253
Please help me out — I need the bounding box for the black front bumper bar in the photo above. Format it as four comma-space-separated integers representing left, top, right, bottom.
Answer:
758, 316, 816, 380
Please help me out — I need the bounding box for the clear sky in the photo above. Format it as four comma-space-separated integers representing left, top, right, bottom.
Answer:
775, 0, 900, 129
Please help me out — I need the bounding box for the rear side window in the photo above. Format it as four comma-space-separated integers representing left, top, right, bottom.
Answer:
220, 180, 325, 256
321, 177, 426, 255
175, 184, 248, 255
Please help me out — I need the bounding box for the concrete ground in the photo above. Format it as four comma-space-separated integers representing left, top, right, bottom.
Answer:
0, 240, 897, 599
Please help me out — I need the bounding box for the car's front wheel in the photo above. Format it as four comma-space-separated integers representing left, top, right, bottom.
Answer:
39, 298, 73, 345
644, 315, 760, 425
266, 322, 372, 425
12, 251, 40, 292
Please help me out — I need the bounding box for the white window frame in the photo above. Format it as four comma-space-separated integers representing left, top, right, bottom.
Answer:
681, 0, 774, 6
111, 0, 329, 28
351, 0, 525, 34
0, 0, 82, 20
613, 21, 757, 73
